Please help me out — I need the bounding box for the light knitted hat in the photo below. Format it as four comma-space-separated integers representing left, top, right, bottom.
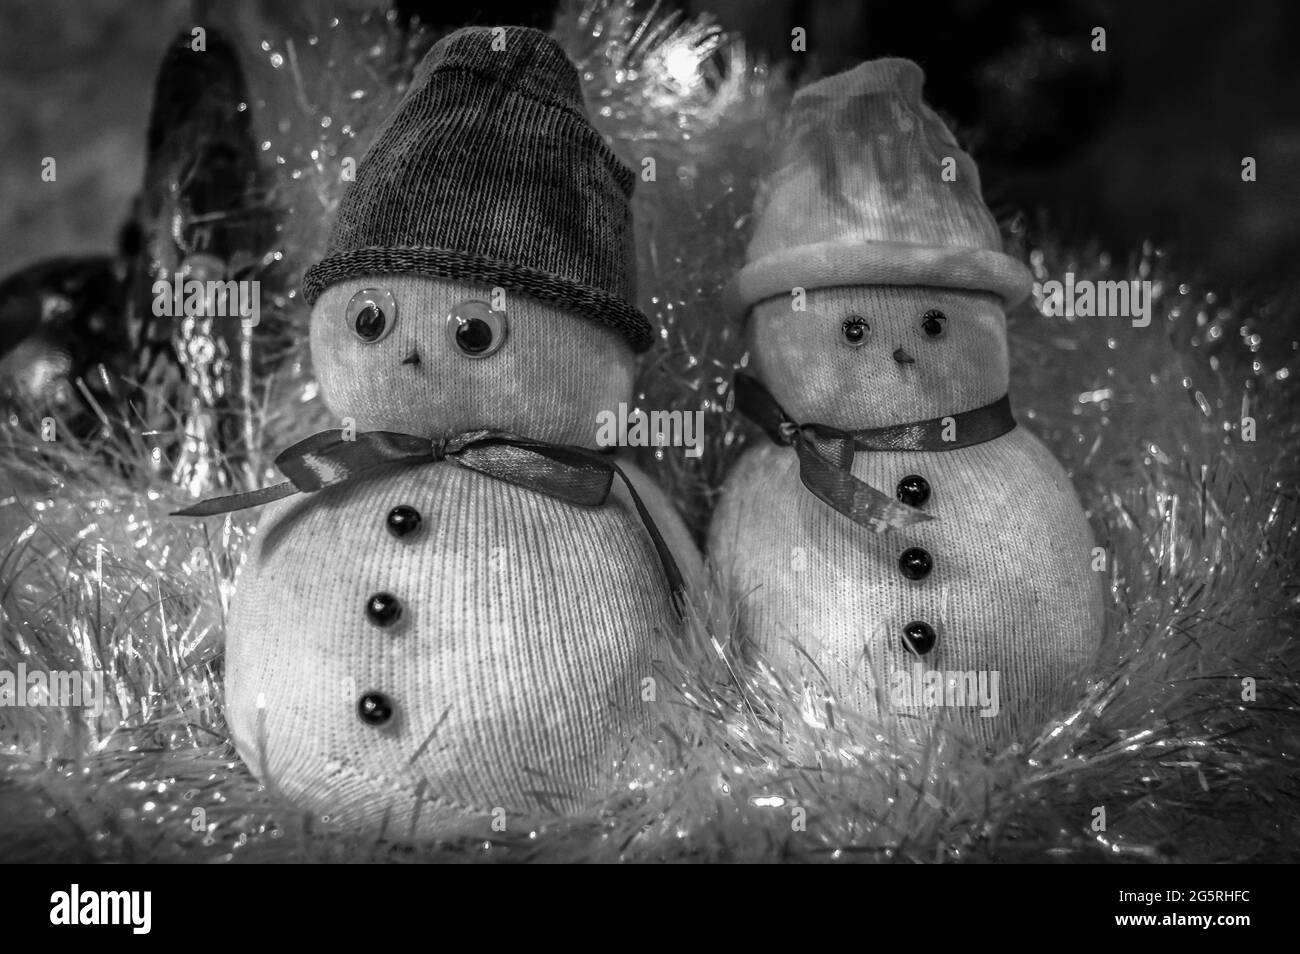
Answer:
301, 26, 654, 352
732, 58, 1032, 313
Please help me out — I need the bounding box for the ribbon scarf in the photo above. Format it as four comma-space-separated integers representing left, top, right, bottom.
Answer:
174, 428, 685, 615
734, 373, 1016, 534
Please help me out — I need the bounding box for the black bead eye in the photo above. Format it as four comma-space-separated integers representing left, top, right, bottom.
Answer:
347, 288, 397, 343
841, 315, 871, 346
920, 309, 948, 338
357, 692, 394, 727
447, 300, 508, 358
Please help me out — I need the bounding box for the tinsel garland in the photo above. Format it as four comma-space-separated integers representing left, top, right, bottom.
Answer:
0, 0, 1296, 863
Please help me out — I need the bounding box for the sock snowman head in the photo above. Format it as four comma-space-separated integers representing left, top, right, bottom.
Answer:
301, 27, 654, 445
731, 58, 1032, 428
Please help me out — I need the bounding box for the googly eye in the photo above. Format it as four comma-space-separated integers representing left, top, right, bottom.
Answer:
446, 300, 508, 358
920, 309, 948, 339
841, 314, 871, 347
347, 288, 397, 344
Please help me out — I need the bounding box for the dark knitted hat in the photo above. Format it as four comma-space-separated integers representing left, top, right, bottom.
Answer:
301, 26, 653, 352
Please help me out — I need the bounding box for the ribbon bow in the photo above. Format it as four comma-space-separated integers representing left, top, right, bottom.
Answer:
174, 428, 685, 615
734, 373, 1017, 534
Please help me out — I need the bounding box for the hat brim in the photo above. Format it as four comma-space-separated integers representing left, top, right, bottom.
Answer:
727, 239, 1034, 316
302, 246, 655, 353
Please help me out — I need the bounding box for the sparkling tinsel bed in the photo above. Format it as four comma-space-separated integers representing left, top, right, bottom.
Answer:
1, 1, 1297, 863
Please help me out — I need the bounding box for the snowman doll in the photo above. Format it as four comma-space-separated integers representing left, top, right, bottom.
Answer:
709, 59, 1104, 744
181, 27, 702, 834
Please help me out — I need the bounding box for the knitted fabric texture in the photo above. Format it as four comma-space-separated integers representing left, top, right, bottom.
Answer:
710, 432, 1104, 745
310, 276, 637, 446
730, 58, 1033, 314
308, 273, 706, 590
749, 286, 1010, 430
226, 460, 678, 831
230, 259, 705, 829
301, 25, 653, 352
710, 284, 1104, 743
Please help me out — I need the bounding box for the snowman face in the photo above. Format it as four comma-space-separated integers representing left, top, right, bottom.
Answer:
748, 285, 1009, 429
310, 275, 636, 445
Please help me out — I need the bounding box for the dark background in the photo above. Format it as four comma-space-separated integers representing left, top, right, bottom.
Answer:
3, 0, 1298, 299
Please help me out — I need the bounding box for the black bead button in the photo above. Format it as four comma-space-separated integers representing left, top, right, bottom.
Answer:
901, 621, 938, 656
357, 692, 394, 726
898, 547, 933, 581
896, 474, 931, 508
386, 505, 422, 539
366, 592, 402, 627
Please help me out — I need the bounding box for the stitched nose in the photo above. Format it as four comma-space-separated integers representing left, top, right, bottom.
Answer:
893, 348, 915, 365
401, 349, 421, 366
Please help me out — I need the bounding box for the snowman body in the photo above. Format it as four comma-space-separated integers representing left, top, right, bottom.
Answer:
224, 276, 699, 831
710, 285, 1105, 744
712, 428, 1101, 744
227, 459, 674, 830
